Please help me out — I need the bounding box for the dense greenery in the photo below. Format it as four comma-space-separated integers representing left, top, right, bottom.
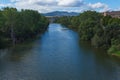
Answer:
0, 7, 49, 48
56, 11, 120, 56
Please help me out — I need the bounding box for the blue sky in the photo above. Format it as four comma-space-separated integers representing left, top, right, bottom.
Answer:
0, 0, 120, 13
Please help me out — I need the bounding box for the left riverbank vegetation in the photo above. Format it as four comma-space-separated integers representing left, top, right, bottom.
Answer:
55, 11, 120, 57
0, 7, 49, 48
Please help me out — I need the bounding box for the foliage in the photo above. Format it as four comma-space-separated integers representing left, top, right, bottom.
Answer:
0, 7, 49, 48
56, 11, 120, 56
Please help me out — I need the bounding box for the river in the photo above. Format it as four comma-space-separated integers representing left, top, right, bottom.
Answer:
0, 23, 120, 80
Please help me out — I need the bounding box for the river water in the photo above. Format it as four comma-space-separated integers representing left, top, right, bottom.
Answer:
0, 23, 120, 80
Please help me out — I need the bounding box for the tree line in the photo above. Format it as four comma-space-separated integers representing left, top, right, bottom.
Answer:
55, 11, 120, 56
0, 7, 49, 48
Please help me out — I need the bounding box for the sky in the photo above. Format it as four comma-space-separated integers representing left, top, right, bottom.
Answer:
0, 0, 120, 13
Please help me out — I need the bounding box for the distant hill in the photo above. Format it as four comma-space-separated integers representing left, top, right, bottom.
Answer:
42, 11, 79, 17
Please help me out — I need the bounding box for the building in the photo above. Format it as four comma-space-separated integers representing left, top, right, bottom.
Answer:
103, 11, 120, 18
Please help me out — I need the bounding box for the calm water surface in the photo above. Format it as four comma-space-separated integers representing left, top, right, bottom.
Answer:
0, 23, 120, 80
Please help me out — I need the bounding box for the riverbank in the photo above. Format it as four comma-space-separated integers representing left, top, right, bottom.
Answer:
55, 11, 120, 59
111, 51, 120, 58
0, 7, 49, 49
0, 23, 120, 80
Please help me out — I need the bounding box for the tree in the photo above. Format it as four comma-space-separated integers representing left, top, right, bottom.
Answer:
0, 7, 49, 48
56, 10, 120, 55
2, 7, 18, 45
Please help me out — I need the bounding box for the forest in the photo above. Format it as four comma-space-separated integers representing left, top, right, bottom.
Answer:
55, 11, 120, 57
0, 7, 49, 48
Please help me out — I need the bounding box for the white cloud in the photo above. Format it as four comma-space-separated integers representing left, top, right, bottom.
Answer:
11, 0, 85, 12
58, 0, 84, 7
0, 0, 110, 13
12, 0, 57, 12
114, 8, 120, 11
10, 0, 20, 2
0, 3, 13, 7
33, 0, 57, 6
88, 2, 109, 11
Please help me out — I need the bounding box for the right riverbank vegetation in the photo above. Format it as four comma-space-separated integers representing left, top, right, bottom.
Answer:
0, 7, 49, 48
55, 11, 120, 57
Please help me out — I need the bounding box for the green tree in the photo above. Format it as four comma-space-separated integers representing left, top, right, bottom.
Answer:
56, 10, 120, 56
2, 7, 18, 45
0, 7, 49, 48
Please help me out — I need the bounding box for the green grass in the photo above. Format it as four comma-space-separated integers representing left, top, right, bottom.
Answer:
111, 51, 120, 58
115, 51, 120, 55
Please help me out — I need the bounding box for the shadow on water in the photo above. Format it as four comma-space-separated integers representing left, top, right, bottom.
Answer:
0, 37, 42, 62
7, 43, 36, 61
0, 23, 120, 80
79, 40, 120, 63
78, 40, 120, 80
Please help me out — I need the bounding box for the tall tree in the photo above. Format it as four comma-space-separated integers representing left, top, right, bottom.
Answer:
2, 7, 18, 45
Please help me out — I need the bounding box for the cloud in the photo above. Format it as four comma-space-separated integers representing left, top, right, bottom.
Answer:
10, 0, 20, 2
88, 2, 109, 11
10, 0, 85, 12
32, 0, 57, 6
14, 0, 84, 7
0, 3, 13, 7
114, 8, 120, 11
58, 0, 84, 7
0, 0, 110, 13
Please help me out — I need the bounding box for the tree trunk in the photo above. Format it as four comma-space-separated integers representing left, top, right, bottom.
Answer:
11, 25, 15, 45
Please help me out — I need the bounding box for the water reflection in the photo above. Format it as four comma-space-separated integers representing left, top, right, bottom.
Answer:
79, 41, 120, 80
0, 23, 120, 80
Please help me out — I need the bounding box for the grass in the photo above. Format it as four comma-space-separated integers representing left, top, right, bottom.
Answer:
115, 51, 120, 56
111, 51, 120, 58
